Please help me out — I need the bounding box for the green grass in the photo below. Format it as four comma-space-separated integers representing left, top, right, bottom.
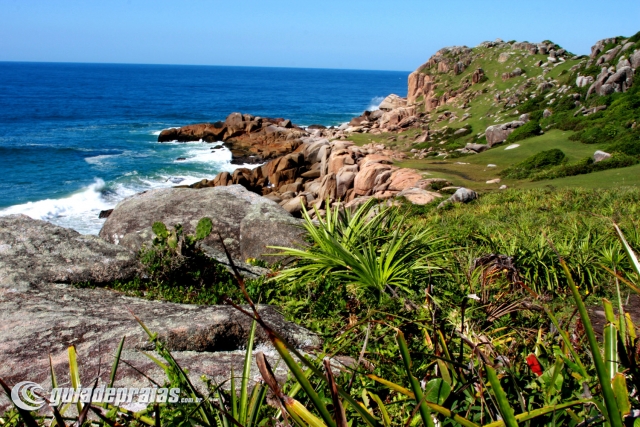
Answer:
522, 163, 640, 188
397, 130, 609, 189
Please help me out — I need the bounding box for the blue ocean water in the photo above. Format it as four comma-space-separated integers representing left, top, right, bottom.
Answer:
0, 62, 408, 234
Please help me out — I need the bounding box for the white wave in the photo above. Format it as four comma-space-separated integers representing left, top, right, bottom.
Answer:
0, 179, 114, 235
178, 144, 232, 164
84, 154, 120, 165
367, 96, 385, 111
150, 130, 162, 136
1, 141, 263, 235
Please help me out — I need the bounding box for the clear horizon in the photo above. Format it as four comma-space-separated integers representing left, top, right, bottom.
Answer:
1, 0, 639, 71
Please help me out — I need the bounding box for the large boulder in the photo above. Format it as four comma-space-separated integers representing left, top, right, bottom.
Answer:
378, 94, 407, 111
485, 121, 524, 147
99, 185, 305, 263
632, 50, 640, 69
593, 150, 612, 163
438, 187, 478, 208
396, 188, 442, 205
0, 284, 319, 412
0, 215, 140, 292
379, 106, 417, 128
158, 123, 226, 143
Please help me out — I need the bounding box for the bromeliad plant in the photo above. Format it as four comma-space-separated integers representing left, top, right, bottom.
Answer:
271, 198, 447, 302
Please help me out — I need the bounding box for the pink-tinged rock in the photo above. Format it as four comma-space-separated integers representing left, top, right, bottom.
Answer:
353, 163, 394, 196
359, 154, 393, 169
378, 94, 407, 111
387, 169, 423, 191
397, 188, 443, 205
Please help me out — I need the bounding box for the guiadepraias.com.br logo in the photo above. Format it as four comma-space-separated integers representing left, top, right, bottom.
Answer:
11, 381, 191, 411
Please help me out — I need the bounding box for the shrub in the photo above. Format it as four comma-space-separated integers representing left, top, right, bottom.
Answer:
607, 137, 640, 156
532, 153, 639, 181
506, 120, 542, 143
500, 149, 567, 179
117, 218, 241, 304
519, 94, 546, 113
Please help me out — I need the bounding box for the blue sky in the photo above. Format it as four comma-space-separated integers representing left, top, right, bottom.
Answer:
1, 0, 639, 71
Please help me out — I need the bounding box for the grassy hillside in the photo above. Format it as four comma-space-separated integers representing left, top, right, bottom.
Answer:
348, 33, 640, 191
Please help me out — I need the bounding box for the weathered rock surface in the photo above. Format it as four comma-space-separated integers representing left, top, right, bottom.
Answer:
0, 284, 320, 411
397, 188, 442, 205
0, 215, 140, 292
158, 113, 308, 164
593, 150, 612, 163
378, 94, 407, 111
485, 121, 524, 147
99, 186, 305, 263
438, 188, 479, 208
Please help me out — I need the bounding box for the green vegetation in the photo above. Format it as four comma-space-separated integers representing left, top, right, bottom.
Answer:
4, 189, 640, 426
112, 218, 245, 305
532, 153, 639, 181
5, 32, 640, 427
500, 148, 566, 179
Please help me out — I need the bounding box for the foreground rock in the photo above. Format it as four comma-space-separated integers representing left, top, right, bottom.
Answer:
0, 215, 140, 292
0, 284, 320, 411
99, 185, 305, 264
0, 215, 319, 411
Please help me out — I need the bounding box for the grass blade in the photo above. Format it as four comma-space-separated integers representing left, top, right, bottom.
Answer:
284, 396, 328, 427
614, 223, 640, 280
612, 373, 631, 418
109, 336, 126, 388
483, 400, 590, 427
485, 365, 517, 427
604, 323, 619, 380
368, 392, 391, 427
246, 382, 267, 427
239, 320, 257, 424
67, 345, 83, 414
396, 330, 435, 427
323, 359, 347, 427
558, 257, 623, 427
366, 374, 415, 398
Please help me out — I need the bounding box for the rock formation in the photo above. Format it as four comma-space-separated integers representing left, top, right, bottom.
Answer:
485, 121, 525, 147
0, 214, 141, 292
0, 215, 318, 411
99, 185, 305, 264
188, 136, 448, 216
158, 113, 309, 164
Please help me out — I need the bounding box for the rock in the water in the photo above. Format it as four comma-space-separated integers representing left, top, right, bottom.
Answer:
99, 185, 305, 264
593, 150, 612, 163
0, 284, 320, 411
0, 214, 140, 292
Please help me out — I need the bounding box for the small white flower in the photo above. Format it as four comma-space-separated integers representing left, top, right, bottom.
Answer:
467, 293, 481, 301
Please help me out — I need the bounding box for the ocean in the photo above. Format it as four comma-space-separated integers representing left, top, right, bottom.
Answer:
0, 62, 408, 234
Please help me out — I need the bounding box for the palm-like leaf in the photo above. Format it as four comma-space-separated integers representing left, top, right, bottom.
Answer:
271, 199, 443, 300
